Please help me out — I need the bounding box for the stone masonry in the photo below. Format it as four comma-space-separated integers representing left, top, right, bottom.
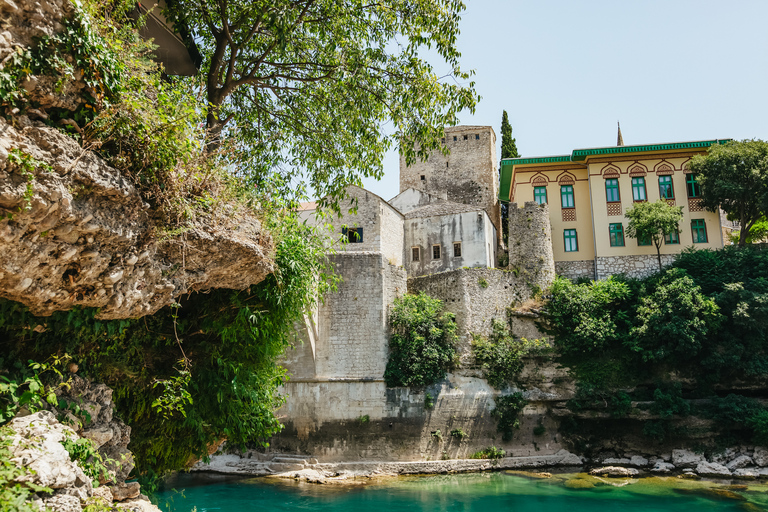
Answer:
555, 260, 595, 280
595, 254, 676, 280
399, 126, 501, 243
507, 201, 555, 289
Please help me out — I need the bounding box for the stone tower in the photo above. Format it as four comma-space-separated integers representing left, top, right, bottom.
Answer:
399, 126, 501, 242
507, 201, 555, 291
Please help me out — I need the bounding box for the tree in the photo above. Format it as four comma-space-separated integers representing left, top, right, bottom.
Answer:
688, 139, 768, 246
500, 110, 518, 159
499, 110, 518, 249
625, 200, 683, 271
164, 0, 479, 203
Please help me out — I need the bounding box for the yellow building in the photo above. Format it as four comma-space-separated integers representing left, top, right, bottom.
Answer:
500, 139, 729, 280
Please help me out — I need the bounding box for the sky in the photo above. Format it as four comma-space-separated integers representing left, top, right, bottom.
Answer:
361, 0, 768, 201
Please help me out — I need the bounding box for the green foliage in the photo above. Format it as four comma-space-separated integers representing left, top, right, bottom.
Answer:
6, 149, 52, 212
0, 426, 52, 512
472, 320, 547, 389
491, 393, 528, 442
729, 216, 768, 244
626, 269, 721, 362
609, 391, 632, 418
0, 356, 70, 423
450, 428, 467, 440
384, 293, 458, 388
0, 212, 335, 476
164, 0, 479, 206
624, 200, 683, 270
424, 393, 435, 410
689, 139, 768, 246
478, 278, 489, 289
533, 423, 546, 436
431, 429, 442, 442
62, 436, 114, 487
499, 110, 519, 160
545, 276, 632, 354
357, 415, 370, 425
470, 446, 505, 460
643, 420, 673, 443
649, 383, 690, 418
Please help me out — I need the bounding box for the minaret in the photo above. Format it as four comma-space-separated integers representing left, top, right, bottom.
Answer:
617, 122, 624, 146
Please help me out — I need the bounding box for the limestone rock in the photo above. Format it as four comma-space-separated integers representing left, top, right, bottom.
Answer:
726, 455, 753, 471
110, 481, 141, 501
753, 447, 768, 466
555, 449, 583, 466
695, 461, 731, 477
672, 449, 704, 468
589, 466, 639, 477
651, 461, 676, 473
733, 468, 760, 479
81, 426, 113, 448
629, 455, 649, 467
44, 493, 82, 512
603, 457, 631, 465
91, 486, 113, 502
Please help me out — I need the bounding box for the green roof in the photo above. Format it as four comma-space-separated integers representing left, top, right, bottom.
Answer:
498, 139, 731, 203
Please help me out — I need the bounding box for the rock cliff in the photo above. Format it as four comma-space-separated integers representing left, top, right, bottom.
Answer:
0, 0, 274, 320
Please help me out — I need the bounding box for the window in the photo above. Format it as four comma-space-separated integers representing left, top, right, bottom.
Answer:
412, 247, 420, 261
342, 227, 363, 243
561, 185, 574, 208
564, 229, 578, 252
686, 174, 701, 198
433, 245, 441, 259
463, 134, 468, 140
420, 175, 425, 181
658, 175, 674, 199
691, 219, 708, 243
605, 178, 620, 202
609, 223, 625, 247
631, 177, 647, 201
453, 136, 457, 141
453, 242, 462, 257
475, 134, 479, 140
665, 230, 680, 245
534, 186, 548, 205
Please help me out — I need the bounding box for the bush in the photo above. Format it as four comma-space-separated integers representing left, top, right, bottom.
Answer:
470, 446, 505, 460
492, 393, 528, 442
545, 276, 633, 354
472, 320, 547, 389
384, 293, 458, 387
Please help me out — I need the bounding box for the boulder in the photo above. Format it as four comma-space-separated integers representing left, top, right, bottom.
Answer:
603, 458, 631, 465
81, 426, 114, 449
753, 447, 768, 467
726, 455, 753, 471
732, 468, 760, 479
589, 466, 639, 477
672, 449, 704, 468
44, 493, 82, 512
650, 461, 676, 474
695, 461, 731, 477
556, 450, 583, 466
109, 482, 141, 501
629, 456, 649, 467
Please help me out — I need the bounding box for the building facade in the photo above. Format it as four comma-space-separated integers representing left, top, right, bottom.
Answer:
500, 140, 728, 280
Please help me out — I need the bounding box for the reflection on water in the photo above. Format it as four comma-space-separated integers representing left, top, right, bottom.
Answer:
158, 471, 768, 512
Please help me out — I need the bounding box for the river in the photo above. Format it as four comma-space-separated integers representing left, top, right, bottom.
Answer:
157, 471, 767, 511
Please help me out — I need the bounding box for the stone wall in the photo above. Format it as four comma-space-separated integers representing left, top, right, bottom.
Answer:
595, 254, 676, 280
555, 260, 595, 281
294, 253, 406, 380
380, 199, 405, 266
399, 126, 500, 241
273, 364, 573, 463
404, 209, 496, 277
507, 201, 556, 292
407, 268, 543, 361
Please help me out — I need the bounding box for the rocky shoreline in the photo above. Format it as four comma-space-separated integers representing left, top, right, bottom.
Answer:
192, 446, 768, 485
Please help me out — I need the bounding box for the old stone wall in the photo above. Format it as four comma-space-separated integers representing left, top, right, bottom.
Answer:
595, 254, 675, 280
407, 268, 543, 361
404, 209, 496, 277
399, 126, 500, 241
310, 253, 406, 380
380, 199, 405, 266
388, 188, 446, 214
555, 260, 595, 280
507, 201, 556, 291
273, 364, 573, 463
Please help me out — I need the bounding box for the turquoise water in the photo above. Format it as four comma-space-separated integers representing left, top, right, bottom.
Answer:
158, 472, 768, 511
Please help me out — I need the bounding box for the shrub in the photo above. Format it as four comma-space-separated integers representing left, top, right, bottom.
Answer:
650, 383, 690, 419
492, 393, 528, 442
450, 428, 467, 440
470, 446, 505, 459
384, 293, 458, 387
472, 320, 547, 389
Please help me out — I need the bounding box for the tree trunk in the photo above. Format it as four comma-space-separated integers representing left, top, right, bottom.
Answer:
739, 222, 749, 246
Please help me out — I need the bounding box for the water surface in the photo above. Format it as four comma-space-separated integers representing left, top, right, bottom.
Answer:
158, 471, 768, 511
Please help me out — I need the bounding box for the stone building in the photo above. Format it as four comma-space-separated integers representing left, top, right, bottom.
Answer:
500, 139, 728, 280
399, 126, 501, 244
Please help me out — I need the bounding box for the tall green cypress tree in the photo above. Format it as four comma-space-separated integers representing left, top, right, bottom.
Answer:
499, 110, 519, 253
